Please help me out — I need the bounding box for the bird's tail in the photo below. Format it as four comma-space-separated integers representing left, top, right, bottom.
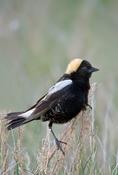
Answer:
5, 108, 36, 130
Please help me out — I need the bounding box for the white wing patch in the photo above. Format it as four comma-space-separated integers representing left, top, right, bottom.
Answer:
18, 108, 35, 118
48, 79, 72, 95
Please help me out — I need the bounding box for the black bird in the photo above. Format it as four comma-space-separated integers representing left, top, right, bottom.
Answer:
5, 58, 99, 154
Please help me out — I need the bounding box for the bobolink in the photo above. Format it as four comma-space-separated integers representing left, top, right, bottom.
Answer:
5, 58, 99, 154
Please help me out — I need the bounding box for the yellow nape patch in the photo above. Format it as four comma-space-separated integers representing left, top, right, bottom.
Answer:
65, 58, 83, 74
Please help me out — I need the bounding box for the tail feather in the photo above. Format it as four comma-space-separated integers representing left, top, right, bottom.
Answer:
5, 108, 36, 130
6, 112, 23, 120
7, 117, 26, 130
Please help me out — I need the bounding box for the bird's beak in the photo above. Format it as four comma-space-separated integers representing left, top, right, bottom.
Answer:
89, 67, 99, 73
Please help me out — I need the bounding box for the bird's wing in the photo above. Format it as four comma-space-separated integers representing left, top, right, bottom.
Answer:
14, 79, 72, 121
31, 79, 73, 118
5, 79, 72, 130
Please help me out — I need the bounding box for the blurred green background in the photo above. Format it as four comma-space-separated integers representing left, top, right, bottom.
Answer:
0, 0, 118, 165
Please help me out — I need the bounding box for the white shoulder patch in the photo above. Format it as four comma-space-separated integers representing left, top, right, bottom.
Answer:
48, 79, 72, 95
18, 108, 35, 118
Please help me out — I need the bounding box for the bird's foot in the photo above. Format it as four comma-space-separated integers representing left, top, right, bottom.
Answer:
49, 124, 67, 155
55, 138, 67, 155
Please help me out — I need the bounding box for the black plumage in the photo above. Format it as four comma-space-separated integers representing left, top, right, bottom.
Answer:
5, 58, 99, 154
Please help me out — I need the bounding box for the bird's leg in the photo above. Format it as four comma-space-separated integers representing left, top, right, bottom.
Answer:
48, 122, 67, 155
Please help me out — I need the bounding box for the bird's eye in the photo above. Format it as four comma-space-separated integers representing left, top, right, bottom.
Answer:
81, 66, 87, 71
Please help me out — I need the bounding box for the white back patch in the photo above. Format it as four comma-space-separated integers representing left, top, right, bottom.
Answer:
48, 79, 72, 95
18, 108, 35, 118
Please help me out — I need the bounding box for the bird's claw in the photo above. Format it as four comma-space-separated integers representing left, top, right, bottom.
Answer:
55, 138, 67, 155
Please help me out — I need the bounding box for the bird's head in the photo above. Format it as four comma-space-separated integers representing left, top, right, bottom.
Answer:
65, 58, 99, 80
